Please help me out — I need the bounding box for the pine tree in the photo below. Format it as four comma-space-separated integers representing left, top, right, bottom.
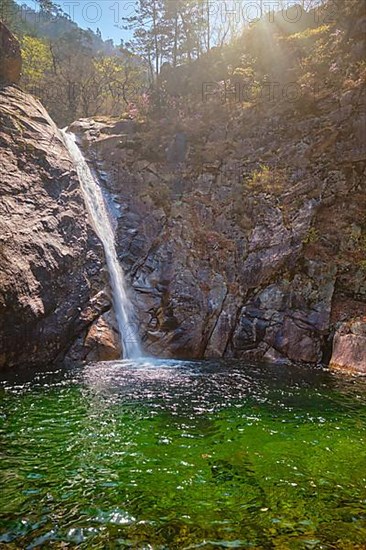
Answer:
123, 0, 165, 83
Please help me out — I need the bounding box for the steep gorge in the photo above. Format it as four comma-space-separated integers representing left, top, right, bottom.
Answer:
0, 85, 108, 367
67, 93, 365, 370
0, 11, 365, 371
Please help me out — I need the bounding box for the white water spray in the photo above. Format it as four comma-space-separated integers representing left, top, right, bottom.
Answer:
61, 130, 142, 359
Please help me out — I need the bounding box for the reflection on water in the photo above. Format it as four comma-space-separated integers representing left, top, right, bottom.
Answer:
0, 360, 366, 549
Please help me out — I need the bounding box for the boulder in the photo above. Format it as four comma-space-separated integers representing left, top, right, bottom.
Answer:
0, 21, 21, 84
84, 312, 122, 362
330, 320, 366, 373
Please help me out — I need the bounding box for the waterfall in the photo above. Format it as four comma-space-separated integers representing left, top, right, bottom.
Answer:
61, 130, 142, 359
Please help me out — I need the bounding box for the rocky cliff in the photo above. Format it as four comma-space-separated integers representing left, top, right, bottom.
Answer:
62, 6, 366, 371
0, 84, 108, 367
66, 85, 365, 370
0, 24, 121, 368
0, 15, 365, 371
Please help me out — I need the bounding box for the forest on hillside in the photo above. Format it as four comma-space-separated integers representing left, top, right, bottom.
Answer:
2, 0, 362, 127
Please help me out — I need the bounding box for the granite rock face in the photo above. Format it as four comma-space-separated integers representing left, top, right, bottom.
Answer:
83, 311, 122, 362
1, 83, 364, 369
330, 320, 366, 373
0, 22, 21, 84
1, 17, 365, 370
0, 86, 105, 368
68, 87, 365, 367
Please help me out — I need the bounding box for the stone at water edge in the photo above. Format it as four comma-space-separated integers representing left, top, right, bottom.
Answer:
0, 21, 21, 84
84, 311, 122, 362
330, 320, 366, 373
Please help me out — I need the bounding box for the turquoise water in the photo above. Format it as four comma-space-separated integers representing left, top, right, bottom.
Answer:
0, 360, 366, 549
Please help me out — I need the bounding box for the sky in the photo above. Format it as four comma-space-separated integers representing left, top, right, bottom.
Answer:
16, 1, 314, 46
18, 0, 135, 43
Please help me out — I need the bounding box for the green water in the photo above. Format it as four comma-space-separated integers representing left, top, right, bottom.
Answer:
0, 360, 366, 549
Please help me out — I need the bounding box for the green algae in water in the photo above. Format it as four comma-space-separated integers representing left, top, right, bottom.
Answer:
0, 360, 366, 549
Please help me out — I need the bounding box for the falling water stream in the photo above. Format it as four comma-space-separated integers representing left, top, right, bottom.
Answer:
61, 130, 141, 359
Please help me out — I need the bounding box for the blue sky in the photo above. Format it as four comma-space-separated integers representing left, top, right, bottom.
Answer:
17, 1, 312, 46
18, 0, 135, 43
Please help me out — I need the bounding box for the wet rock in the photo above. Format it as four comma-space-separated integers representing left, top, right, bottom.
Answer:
84, 312, 122, 362
263, 347, 291, 365
273, 316, 321, 364
232, 315, 268, 352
